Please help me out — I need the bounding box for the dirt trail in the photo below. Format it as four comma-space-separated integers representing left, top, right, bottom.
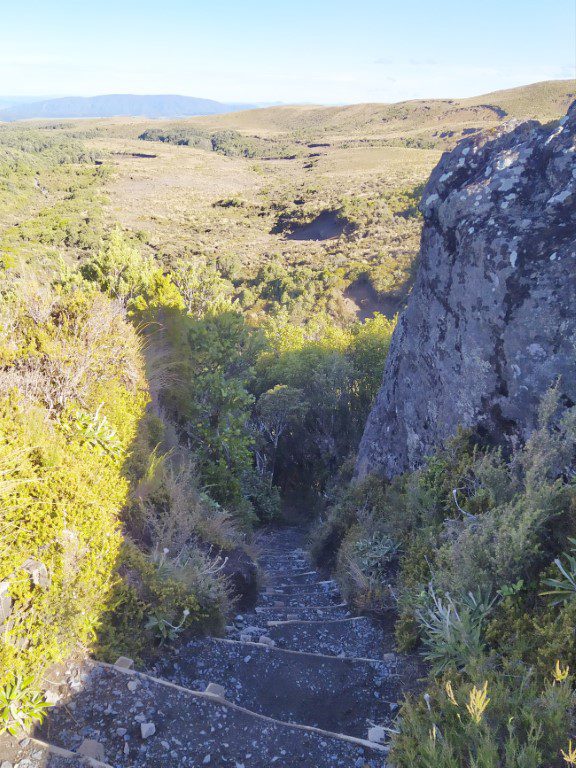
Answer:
7, 528, 420, 767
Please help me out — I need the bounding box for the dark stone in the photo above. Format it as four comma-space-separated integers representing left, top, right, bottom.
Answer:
357, 102, 576, 479
220, 546, 259, 611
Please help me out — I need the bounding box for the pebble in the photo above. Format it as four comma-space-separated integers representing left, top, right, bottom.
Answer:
203, 755, 211, 764
367, 725, 387, 744
140, 721, 156, 738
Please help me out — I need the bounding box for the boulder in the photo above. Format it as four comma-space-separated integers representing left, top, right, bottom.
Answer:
357, 102, 576, 479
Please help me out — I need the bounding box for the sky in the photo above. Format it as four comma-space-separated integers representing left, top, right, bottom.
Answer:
1, 0, 575, 104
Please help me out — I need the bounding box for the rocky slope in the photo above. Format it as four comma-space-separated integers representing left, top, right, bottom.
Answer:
357, 101, 576, 478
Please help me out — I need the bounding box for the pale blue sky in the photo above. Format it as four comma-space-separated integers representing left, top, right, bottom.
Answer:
1, 0, 574, 103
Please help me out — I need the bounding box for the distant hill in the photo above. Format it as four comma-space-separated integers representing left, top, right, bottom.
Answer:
0, 95, 53, 111
189, 79, 575, 140
0, 94, 256, 121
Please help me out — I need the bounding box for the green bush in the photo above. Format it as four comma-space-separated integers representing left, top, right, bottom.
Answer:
0, 352, 145, 689
314, 389, 575, 766
95, 541, 224, 662
416, 587, 496, 674
392, 665, 573, 768
0, 271, 233, 733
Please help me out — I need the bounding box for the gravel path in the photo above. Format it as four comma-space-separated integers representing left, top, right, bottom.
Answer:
2, 528, 423, 767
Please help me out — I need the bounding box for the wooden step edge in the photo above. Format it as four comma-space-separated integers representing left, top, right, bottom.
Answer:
266, 614, 365, 626
263, 590, 337, 597
96, 661, 388, 754
214, 636, 393, 666
29, 736, 114, 767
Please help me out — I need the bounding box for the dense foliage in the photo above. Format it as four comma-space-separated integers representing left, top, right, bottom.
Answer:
0, 124, 398, 735
140, 127, 298, 159
0, 135, 235, 731
1, 94, 574, 755
0, 284, 144, 685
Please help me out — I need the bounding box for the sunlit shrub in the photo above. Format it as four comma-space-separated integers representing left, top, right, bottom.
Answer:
392, 664, 573, 768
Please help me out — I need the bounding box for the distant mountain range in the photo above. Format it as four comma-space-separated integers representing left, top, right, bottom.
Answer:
0, 94, 257, 121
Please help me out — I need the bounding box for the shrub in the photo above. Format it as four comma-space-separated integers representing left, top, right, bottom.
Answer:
392, 665, 573, 768
132, 443, 243, 551
314, 388, 575, 767
81, 228, 184, 313
541, 539, 576, 605
0, 675, 51, 736
334, 528, 401, 612
95, 541, 223, 662
416, 587, 497, 674
0, 392, 143, 689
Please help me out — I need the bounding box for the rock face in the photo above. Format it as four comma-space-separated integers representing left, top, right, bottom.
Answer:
357, 102, 576, 479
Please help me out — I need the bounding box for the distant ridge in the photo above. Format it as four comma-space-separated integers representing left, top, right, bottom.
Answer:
188, 79, 576, 135
0, 94, 256, 121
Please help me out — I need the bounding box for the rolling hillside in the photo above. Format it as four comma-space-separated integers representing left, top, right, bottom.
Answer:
186, 78, 575, 143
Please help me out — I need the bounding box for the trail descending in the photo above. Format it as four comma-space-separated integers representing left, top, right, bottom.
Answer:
19, 529, 419, 767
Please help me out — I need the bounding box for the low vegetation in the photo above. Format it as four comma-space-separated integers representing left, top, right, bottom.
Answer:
0, 122, 395, 734
0, 82, 573, 750
314, 390, 576, 766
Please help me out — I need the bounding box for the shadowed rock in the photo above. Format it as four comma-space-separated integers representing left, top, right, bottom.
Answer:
357, 101, 576, 479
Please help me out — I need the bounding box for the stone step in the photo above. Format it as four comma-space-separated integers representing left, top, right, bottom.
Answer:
226, 604, 353, 640
267, 570, 318, 580
258, 550, 308, 560
259, 590, 341, 608
265, 615, 397, 660
153, 637, 399, 739
37, 662, 388, 768
252, 605, 350, 622
265, 575, 324, 588
262, 581, 337, 596
258, 560, 309, 572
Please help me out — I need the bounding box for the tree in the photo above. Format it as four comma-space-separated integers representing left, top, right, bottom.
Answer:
254, 385, 306, 482
173, 258, 234, 318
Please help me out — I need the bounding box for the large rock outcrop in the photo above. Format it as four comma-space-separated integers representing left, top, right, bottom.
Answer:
357, 102, 576, 479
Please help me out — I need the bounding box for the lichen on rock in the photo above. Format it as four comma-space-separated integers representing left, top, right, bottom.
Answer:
357, 102, 576, 479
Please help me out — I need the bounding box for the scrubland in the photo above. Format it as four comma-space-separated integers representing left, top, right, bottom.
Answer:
0, 80, 574, 763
